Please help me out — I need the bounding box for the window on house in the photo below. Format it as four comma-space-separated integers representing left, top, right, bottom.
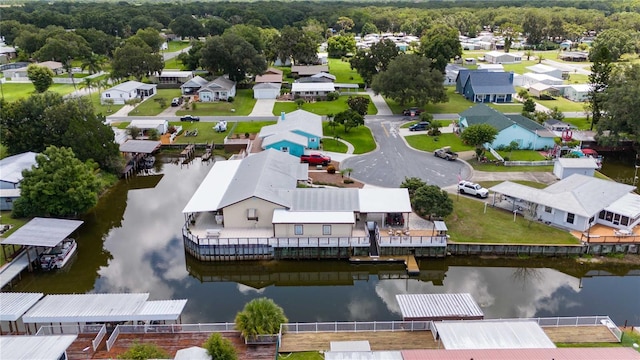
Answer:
247, 208, 258, 221
294, 224, 303, 235
544, 206, 552, 213
599, 210, 605, 220
105, 94, 111, 98
281, 146, 289, 153
621, 216, 629, 226
566, 212, 575, 224
322, 225, 331, 235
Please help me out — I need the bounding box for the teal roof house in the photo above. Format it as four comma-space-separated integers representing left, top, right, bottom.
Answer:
259, 110, 323, 156
459, 104, 556, 150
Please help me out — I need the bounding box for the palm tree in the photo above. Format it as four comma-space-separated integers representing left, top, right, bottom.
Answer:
80, 77, 96, 100
235, 298, 287, 340
81, 53, 107, 75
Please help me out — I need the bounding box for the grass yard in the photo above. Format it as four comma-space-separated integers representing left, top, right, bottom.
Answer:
0, 212, 31, 266
323, 123, 375, 154
163, 57, 184, 70
85, 93, 124, 116
469, 159, 554, 172
169, 121, 231, 144
385, 87, 475, 115
564, 117, 591, 130
537, 96, 588, 112
401, 119, 453, 128
405, 133, 472, 152
1, 83, 76, 103
445, 194, 579, 244
272, 95, 377, 116
477, 180, 548, 190
328, 58, 363, 84
278, 353, 324, 360
167, 40, 191, 52
321, 138, 348, 153
233, 121, 276, 135
565, 73, 589, 84
556, 329, 640, 352
501, 60, 540, 75
176, 89, 256, 116
128, 89, 183, 116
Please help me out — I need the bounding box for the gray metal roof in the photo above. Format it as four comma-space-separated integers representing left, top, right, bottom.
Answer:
396, 293, 484, 320
0, 217, 83, 247
402, 348, 640, 360
0, 151, 37, 184
434, 221, 448, 231
466, 72, 515, 96
434, 320, 556, 349
289, 188, 360, 212
460, 104, 513, 131
181, 75, 209, 88
133, 300, 188, 321
1, 335, 77, 360
200, 76, 235, 91
0, 292, 44, 321
119, 139, 162, 154
291, 65, 329, 76
22, 293, 149, 323
109, 80, 149, 93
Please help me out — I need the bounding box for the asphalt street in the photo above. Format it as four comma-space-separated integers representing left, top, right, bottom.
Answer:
341, 116, 471, 188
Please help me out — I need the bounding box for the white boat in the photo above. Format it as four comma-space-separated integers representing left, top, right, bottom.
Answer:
144, 155, 156, 168
39, 238, 77, 271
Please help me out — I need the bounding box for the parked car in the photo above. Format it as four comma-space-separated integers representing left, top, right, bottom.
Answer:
457, 181, 489, 198
300, 153, 331, 166
402, 107, 423, 117
409, 121, 430, 131
171, 97, 182, 107
434, 146, 458, 161
180, 115, 200, 122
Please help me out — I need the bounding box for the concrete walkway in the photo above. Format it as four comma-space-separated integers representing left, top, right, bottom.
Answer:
250, 99, 276, 116
366, 89, 393, 115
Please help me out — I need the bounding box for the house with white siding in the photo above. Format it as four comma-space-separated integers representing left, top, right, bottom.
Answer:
197, 77, 236, 102
101, 81, 157, 105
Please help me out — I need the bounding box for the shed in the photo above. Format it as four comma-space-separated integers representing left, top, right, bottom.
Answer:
253, 82, 282, 99
433, 320, 556, 349
395, 293, 484, 321
1, 335, 77, 360
553, 158, 599, 179
127, 119, 169, 135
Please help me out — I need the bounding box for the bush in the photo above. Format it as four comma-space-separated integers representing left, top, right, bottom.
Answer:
327, 165, 336, 174
244, 132, 250, 138
118, 341, 168, 360
203, 333, 237, 360
167, 125, 177, 134
343, 179, 354, 184
326, 92, 339, 101
227, 96, 234, 103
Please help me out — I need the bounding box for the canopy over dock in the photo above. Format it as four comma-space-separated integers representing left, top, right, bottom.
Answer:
433, 320, 556, 349
0, 292, 44, 321
0, 217, 83, 247
396, 293, 484, 321
22, 293, 187, 324
119, 139, 161, 154
1, 335, 77, 360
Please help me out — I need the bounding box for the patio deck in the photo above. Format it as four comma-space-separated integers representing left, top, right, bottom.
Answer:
572, 224, 640, 243
279, 330, 439, 353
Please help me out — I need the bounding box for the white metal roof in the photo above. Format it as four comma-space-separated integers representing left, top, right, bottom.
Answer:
128, 119, 168, 129
109, 80, 148, 93
133, 300, 187, 321
272, 209, 355, 224
604, 193, 640, 219
477, 64, 504, 70
0, 292, 44, 321
261, 132, 308, 148
359, 188, 412, 213
569, 83, 592, 92
119, 140, 162, 154
396, 293, 484, 320
0, 217, 83, 247
434, 320, 556, 350
157, 71, 192, 77
182, 160, 241, 213
529, 82, 556, 92
0, 151, 37, 184
260, 109, 323, 138
557, 157, 599, 169
0, 335, 77, 360
526, 64, 558, 74
292, 82, 336, 92
22, 293, 149, 323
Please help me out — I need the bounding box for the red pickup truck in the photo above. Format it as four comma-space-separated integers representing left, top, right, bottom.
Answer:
300, 153, 331, 166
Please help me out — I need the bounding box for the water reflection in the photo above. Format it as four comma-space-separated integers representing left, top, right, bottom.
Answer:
11, 158, 640, 327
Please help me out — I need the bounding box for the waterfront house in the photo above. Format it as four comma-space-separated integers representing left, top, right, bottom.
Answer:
0, 152, 37, 210
127, 119, 169, 135
197, 76, 236, 102
101, 81, 157, 105
458, 71, 515, 103
258, 110, 323, 155
489, 174, 640, 232
458, 104, 556, 150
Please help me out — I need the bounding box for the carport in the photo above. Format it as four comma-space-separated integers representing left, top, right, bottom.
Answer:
0, 292, 44, 334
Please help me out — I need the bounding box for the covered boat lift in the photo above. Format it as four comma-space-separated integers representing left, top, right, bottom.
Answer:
1, 335, 77, 360
119, 139, 161, 178
0, 292, 44, 334
396, 293, 484, 321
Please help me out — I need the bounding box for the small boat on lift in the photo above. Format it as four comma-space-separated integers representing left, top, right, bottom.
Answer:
144, 155, 156, 168
39, 238, 77, 271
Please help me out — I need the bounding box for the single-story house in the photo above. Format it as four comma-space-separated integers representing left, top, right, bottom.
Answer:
564, 84, 591, 102
528, 82, 561, 98
526, 64, 563, 80
0, 151, 38, 210
101, 81, 157, 105
180, 76, 209, 95
0, 46, 17, 63
253, 82, 282, 99
3, 61, 65, 80
560, 40, 573, 50
310, 72, 336, 82
197, 77, 236, 102
0, 188, 20, 211
445, 64, 466, 86
36, 61, 65, 75
291, 82, 335, 100
544, 119, 572, 132
458, 71, 515, 103
476, 64, 504, 72
522, 73, 564, 87
182, 149, 413, 236
149, 71, 193, 85
459, 104, 556, 150
484, 51, 522, 64
291, 65, 329, 77
490, 174, 640, 232
255, 68, 283, 84
553, 158, 599, 179
258, 110, 323, 154
127, 119, 169, 135
558, 51, 589, 62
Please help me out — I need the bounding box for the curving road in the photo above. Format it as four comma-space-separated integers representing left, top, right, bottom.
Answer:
341, 116, 471, 188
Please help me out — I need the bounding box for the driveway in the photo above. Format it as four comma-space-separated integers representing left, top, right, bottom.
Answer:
366, 89, 393, 116
250, 99, 276, 116
341, 116, 471, 188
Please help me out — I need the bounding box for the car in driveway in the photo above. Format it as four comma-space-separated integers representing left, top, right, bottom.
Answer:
457, 181, 489, 198
409, 121, 430, 131
402, 107, 423, 117
180, 115, 200, 122
300, 153, 331, 166
171, 97, 183, 107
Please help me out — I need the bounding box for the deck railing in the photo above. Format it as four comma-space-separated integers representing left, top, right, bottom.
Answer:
183, 232, 370, 248
478, 316, 622, 341
35, 324, 105, 335
380, 235, 447, 246
504, 160, 554, 166
92, 325, 107, 351
280, 321, 431, 334
105, 325, 120, 352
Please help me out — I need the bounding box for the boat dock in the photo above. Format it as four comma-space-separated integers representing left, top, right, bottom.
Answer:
349, 255, 420, 275
0, 247, 38, 289
201, 143, 213, 162
180, 144, 195, 159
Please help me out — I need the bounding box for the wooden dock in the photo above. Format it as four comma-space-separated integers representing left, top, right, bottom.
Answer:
349, 255, 420, 275
180, 144, 195, 158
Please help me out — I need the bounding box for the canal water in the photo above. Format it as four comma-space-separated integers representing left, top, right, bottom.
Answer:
11, 157, 640, 326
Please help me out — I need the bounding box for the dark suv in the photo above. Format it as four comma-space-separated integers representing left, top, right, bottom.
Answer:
409, 121, 430, 131
402, 107, 423, 117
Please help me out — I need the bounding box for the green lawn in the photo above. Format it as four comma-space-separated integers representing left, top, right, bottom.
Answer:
176, 89, 257, 116
278, 353, 323, 360
85, 93, 124, 116
321, 138, 348, 153
557, 329, 640, 352
477, 180, 548, 190
323, 123, 375, 154
167, 40, 191, 52
163, 57, 184, 70
0, 212, 31, 266
328, 58, 363, 84
564, 117, 591, 130
537, 96, 587, 112
128, 89, 183, 116
493, 150, 546, 161
169, 121, 231, 144
469, 159, 554, 172
501, 60, 540, 75
2, 83, 76, 103
401, 120, 453, 128
273, 95, 377, 116
405, 133, 473, 152
384, 87, 475, 115
445, 194, 579, 244
233, 121, 276, 135
565, 73, 589, 84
